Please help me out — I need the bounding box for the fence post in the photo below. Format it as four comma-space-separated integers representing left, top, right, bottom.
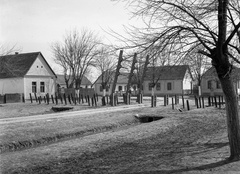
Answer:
219, 95, 221, 108
81, 94, 84, 103
202, 97, 205, 108
29, 93, 33, 103
59, 94, 63, 104
63, 93, 67, 105
208, 96, 211, 106
94, 94, 97, 106
85, 95, 88, 103
214, 96, 217, 107
38, 97, 41, 104
34, 93, 38, 103
91, 97, 94, 106
87, 95, 90, 106
195, 96, 199, 108
22, 93, 25, 103
51, 95, 54, 104
55, 93, 58, 105
46, 94, 49, 105
187, 100, 190, 111
68, 95, 71, 104
182, 95, 185, 109
199, 97, 201, 108
151, 95, 153, 108
73, 94, 76, 104
43, 96, 46, 103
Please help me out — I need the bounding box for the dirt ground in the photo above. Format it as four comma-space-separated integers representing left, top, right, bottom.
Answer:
1, 101, 240, 173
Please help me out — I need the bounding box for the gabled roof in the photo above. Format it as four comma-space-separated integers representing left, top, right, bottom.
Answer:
94, 71, 138, 85
0, 52, 57, 79
56, 74, 92, 86
202, 66, 240, 80
144, 65, 190, 80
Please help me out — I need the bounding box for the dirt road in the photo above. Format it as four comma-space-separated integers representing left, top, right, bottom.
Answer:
0, 104, 148, 124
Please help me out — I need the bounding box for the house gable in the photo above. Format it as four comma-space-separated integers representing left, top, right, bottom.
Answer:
0, 52, 56, 79
26, 53, 55, 77
144, 65, 190, 81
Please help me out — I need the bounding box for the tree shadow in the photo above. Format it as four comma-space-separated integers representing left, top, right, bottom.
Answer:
123, 159, 233, 174
123, 142, 236, 174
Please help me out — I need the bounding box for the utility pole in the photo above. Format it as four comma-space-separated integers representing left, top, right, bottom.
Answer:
110, 50, 123, 106
125, 53, 137, 104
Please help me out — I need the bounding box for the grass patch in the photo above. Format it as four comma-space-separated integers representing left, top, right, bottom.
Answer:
1, 107, 159, 153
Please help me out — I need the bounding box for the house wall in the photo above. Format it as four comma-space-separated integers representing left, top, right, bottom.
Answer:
27, 54, 54, 76
95, 83, 128, 96
183, 71, 192, 90
201, 77, 240, 96
143, 80, 183, 96
24, 76, 56, 99
24, 54, 57, 99
0, 78, 24, 95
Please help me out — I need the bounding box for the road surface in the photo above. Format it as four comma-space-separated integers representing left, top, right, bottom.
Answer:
0, 104, 149, 125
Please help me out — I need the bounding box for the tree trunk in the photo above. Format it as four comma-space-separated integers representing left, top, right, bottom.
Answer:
219, 75, 240, 160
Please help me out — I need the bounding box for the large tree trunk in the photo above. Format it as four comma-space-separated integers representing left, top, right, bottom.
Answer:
219, 74, 240, 160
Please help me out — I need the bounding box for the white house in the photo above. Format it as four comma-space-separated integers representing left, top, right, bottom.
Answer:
201, 66, 240, 96
94, 72, 134, 96
143, 65, 192, 96
56, 74, 92, 89
0, 52, 57, 99
94, 65, 192, 96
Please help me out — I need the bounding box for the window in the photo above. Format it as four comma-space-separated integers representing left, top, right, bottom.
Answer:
207, 80, 212, 89
100, 86, 103, 92
216, 81, 221, 89
106, 85, 110, 92
118, 86, 122, 91
40, 82, 45, 92
156, 83, 161, 91
167, 82, 172, 90
148, 83, 154, 91
32, 82, 37, 93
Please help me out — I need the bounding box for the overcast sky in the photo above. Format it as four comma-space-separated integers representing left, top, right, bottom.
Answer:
0, 0, 140, 74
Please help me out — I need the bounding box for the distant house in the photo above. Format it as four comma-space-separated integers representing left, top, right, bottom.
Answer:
0, 52, 57, 99
94, 72, 136, 95
201, 66, 240, 96
143, 65, 192, 96
56, 74, 92, 89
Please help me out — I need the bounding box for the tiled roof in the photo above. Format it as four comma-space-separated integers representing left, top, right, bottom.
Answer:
0, 52, 56, 78
0, 52, 39, 78
202, 66, 240, 80
57, 75, 92, 86
144, 65, 190, 80
94, 71, 138, 84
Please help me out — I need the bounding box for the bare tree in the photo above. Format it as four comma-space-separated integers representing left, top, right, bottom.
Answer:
52, 29, 101, 88
0, 44, 21, 77
184, 45, 211, 95
115, 0, 240, 160
95, 45, 118, 104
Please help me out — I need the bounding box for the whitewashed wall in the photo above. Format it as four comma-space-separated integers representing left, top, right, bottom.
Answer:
24, 76, 56, 99
0, 78, 24, 95
143, 80, 183, 96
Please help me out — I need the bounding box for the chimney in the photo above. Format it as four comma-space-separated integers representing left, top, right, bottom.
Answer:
15, 52, 19, 55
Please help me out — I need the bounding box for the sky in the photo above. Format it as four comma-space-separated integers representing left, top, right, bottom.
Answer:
0, 0, 141, 75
